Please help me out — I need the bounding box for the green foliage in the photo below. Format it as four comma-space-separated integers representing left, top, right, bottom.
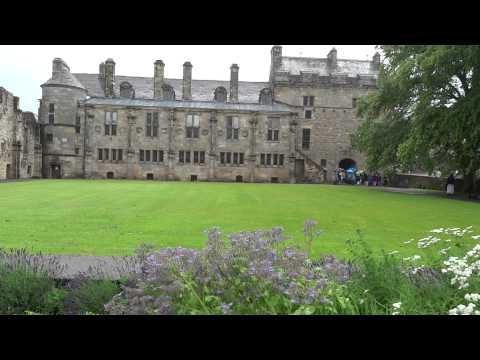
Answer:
353, 45, 480, 191
71, 280, 121, 315
0, 266, 61, 315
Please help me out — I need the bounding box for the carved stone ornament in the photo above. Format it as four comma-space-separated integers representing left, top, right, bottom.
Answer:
202, 129, 209, 136
136, 127, 143, 134
242, 130, 249, 138
95, 126, 101, 133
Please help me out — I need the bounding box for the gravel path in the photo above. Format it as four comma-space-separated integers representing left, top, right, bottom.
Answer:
47, 255, 140, 279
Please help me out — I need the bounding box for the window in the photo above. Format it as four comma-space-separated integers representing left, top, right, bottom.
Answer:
273, 154, 278, 166
112, 149, 117, 161
239, 153, 244, 165
98, 148, 103, 160
352, 98, 358, 108
191, 175, 198, 182
46, 134, 53, 143
147, 173, 154, 180
153, 150, 158, 162
261, 153, 265, 165
321, 159, 327, 167
226, 116, 240, 140
267, 117, 280, 141
146, 113, 152, 137
107, 172, 114, 179
104, 149, 109, 160
105, 111, 117, 136
220, 152, 225, 164
118, 149, 123, 161
75, 116, 81, 133
140, 150, 145, 162
159, 150, 164, 162
266, 154, 272, 166
305, 110, 312, 119
185, 151, 191, 163
303, 96, 314, 107
48, 104, 55, 124
145, 150, 151, 162
179, 151, 184, 163
186, 114, 200, 138
233, 152, 238, 165
226, 152, 231, 164
279, 154, 284, 166
75, 148, 80, 155
193, 151, 199, 164
302, 128, 311, 150
200, 151, 205, 164
236, 175, 243, 183
153, 113, 159, 137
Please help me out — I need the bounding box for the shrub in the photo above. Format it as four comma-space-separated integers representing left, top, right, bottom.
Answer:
105, 226, 354, 315
70, 279, 121, 315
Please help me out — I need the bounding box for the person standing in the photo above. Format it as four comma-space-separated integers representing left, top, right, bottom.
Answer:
446, 174, 455, 195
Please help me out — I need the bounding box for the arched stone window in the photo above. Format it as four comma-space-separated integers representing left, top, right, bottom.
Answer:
119, 82, 135, 99
213, 87, 227, 102
162, 84, 176, 101
259, 88, 273, 105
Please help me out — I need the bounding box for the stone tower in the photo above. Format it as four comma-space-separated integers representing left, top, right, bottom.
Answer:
40, 58, 87, 178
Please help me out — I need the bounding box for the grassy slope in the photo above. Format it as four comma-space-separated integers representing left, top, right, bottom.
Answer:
0, 180, 479, 257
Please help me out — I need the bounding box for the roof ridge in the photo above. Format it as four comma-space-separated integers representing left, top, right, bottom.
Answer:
74, 73, 269, 84
282, 56, 372, 63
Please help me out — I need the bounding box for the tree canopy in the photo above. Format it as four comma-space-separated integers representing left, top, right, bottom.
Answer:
352, 45, 480, 192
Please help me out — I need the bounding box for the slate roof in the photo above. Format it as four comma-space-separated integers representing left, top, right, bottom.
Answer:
82, 98, 293, 113
73, 74, 269, 103
279, 57, 378, 78
42, 72, 86, 90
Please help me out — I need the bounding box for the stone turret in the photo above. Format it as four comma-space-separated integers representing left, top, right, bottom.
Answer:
154, 60, 165, 100
182, 62, 192, 101
229, 64, 239, 103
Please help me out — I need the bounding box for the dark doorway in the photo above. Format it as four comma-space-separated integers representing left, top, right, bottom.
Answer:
106, 172, 114, 179
6, 164, 12, 179
51, 165, 61, 179
191, 175, 198, 182
271, 177, 279, 183
146, 173, 154, 180
339, 158, 356, 171
295, 159, 305, 181
236, 175, 243, 183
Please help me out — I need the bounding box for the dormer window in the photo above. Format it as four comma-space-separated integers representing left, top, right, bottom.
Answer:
214, 87, 228, 102
305, 110, 313, 119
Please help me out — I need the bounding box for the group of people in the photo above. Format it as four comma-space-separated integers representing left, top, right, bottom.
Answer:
335, 168, 384, 187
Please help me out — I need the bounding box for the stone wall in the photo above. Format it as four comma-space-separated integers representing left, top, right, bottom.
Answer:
0, 87, 40, 180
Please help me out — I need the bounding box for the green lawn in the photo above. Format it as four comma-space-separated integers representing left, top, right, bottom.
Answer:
0, 180, 479, 257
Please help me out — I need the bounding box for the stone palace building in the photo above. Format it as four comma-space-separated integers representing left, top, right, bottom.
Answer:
2, 46, 380, 182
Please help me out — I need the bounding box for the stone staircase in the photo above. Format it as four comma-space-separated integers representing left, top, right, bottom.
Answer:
295, 147, 325, 183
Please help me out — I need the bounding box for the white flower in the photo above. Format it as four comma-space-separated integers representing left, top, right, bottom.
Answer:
388, 250, 399, 255
404, 239, 414, 244
465, 293, 480, 302
472, 235, 480, 240
392, 302, 402, 309
430, 228, 445, 233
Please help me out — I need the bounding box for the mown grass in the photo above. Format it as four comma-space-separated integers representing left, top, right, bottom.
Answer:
0, 180, 478, 257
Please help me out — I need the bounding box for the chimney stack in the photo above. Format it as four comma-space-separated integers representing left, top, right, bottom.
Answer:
230, 64, 239, 103
99, 62, 105, 81
154, 60, 165, 100
182, 62, 192, 101
327, 47, 337, 70
52, 58, 70, 80
270, 45, 282, 82
104, 58, 116, 98
372, 52, 381, 70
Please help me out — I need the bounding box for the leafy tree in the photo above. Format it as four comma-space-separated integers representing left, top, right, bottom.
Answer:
352, 45, 480, 195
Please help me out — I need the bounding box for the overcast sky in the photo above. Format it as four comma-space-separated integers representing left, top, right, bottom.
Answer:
0, 45, 377, 114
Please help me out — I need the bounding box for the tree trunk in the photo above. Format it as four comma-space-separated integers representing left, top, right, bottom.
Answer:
464, 171, 477, 198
